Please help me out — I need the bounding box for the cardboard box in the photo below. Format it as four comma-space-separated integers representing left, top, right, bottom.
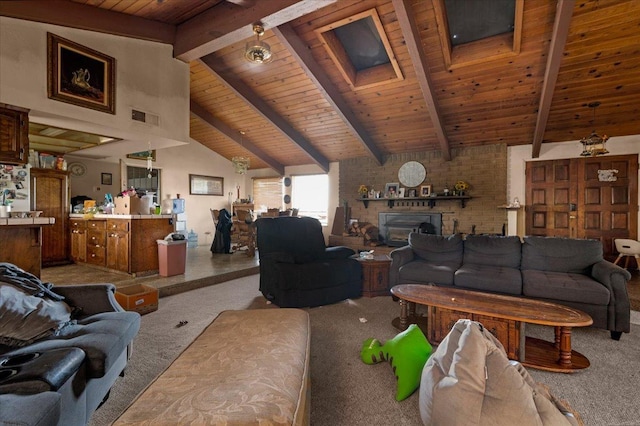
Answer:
114, 196, 152, 215
115, 284, 158, 315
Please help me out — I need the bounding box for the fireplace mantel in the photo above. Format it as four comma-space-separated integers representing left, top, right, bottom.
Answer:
357, 195, 472, 209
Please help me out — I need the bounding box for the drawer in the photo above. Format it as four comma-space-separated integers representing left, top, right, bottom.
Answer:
430, 308, 471, 344
69, 219, 86, 229
87, 220, 106, 230
107, 220, 130, 232
87, 229, 106, 247
86, 245, 106, 266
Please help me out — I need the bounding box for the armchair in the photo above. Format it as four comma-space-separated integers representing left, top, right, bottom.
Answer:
255, 216, 362, 307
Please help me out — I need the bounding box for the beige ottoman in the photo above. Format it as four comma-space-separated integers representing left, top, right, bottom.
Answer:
114, 308, 310, 425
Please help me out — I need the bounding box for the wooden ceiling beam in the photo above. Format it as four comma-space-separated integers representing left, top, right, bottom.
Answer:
532, 0, 575, 158
174, 0, 336, 62
190, 100, 285, 176
273, 23, 384, 166
198, 56, 331, 172
0, 0, 175, 44
392, 0, 451, 161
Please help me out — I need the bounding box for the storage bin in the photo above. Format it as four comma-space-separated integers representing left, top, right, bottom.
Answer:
115, 284, 159, 315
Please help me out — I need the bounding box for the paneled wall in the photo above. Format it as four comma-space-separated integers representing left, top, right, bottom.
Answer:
339, 144, 508, 236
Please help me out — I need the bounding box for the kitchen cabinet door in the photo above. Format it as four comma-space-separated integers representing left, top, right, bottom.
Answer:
0, 103, 29, 165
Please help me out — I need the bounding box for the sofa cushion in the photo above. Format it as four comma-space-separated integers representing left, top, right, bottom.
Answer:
463, 235, 522, 268
522, 236, 603, 274
454, 264, 522, 295
9, 311, 140, 378
409, 233, 463, 265
522, 270, 610, 305
0, 284, 73, 347
399, 260, 457, 286
0, 392, 61, 426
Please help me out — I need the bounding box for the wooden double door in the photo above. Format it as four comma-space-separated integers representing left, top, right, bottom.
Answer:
526, 154, 638, 260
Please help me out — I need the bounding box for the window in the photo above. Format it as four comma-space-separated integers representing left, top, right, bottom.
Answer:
315, 8, 403, 90
252, 177, 283, 214
433, 0, 523, 70
292, 174, 329, 225
126, 166, 160, 204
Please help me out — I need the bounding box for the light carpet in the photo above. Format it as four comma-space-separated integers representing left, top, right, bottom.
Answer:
91, 275, 640, 426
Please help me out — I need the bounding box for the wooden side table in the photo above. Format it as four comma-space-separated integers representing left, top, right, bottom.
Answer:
356, 254, 392, 297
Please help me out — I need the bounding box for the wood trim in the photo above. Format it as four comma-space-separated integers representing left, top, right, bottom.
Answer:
190, 100, 285, 176
198, 56, 330, 172
392, 0, 451, 161
274, 23, 384, 165
532, 0, 575, 158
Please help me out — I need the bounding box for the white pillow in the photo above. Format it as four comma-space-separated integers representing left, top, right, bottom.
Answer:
0, 284, 72, 347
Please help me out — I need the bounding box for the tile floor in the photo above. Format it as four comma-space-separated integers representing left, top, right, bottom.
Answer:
41, 246, 259, 297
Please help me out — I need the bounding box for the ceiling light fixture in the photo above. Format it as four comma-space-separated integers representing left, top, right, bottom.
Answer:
232, 131, 250, 174
580, 101, 609, 157
244, 24, 272, 64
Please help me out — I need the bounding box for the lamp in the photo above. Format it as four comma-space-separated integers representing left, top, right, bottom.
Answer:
580, 101, 609, 157
244, 24, 272, 64
232, 131, 250, 174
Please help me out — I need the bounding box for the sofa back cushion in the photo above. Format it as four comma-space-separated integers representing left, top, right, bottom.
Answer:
521, 236, 603, 274
409, 233, 463, 265
463, 235, 522, 268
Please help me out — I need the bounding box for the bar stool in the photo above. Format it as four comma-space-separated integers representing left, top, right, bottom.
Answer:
613, 239, 640, 270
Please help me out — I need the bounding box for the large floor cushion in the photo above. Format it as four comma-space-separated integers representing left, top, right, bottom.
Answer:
419, 319, 579, 426
114, 308, 311, 425
522, 270, 610, 305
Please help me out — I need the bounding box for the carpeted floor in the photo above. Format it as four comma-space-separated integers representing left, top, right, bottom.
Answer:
91, 274, 640, 426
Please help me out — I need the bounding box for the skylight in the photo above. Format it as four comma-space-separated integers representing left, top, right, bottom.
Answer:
316, 9, 403, 90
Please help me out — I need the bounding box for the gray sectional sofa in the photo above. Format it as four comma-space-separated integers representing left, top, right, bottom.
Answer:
389, 233, 632, 340
0, 263, 140, 426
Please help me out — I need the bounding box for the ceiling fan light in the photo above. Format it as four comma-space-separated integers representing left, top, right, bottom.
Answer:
244, 41, 272, 63
232, 156, 250, 174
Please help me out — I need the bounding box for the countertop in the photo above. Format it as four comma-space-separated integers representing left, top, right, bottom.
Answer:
69, 214, 173, 220
0, 217, 56, 226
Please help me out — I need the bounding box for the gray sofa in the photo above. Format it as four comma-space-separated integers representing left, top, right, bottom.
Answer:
0, 263, 140, 426
390, 233, 632, 340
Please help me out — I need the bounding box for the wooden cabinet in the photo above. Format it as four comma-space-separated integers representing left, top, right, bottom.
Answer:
69, 219, 86, 262
86, 220, 106, 266
31, 168, 70, 266
106, 219, 130, 273
0, 226, 42, 277
357, 254, 392, 297
430, 307, 521, 360
0, 103, 29, 165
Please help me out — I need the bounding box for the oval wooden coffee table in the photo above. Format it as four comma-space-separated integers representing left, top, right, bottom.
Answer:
391, 284, 593, 373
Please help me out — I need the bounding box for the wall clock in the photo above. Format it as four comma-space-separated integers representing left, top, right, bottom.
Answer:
398, 161, 426, 187
68, 162, 86, 177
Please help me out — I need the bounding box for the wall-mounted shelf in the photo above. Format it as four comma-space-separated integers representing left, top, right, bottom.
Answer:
357, 196, 472, 209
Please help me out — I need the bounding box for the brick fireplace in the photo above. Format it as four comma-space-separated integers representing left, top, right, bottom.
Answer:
378, 212, 442, 246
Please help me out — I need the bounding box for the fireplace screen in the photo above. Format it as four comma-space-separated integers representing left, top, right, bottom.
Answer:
378, 212, 442, 246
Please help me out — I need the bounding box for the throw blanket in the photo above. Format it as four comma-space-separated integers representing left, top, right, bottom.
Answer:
0, 262, 65, 301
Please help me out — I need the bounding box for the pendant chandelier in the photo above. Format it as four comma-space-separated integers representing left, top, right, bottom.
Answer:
244, 24, 273, 64
580, 102, 609, 157
232, 131, 250, 174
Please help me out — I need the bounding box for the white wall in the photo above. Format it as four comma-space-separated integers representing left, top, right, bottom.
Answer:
0, 17, 190, 156
508, 134, 640, 235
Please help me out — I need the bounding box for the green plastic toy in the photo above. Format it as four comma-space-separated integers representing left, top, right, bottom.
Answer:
361, 324, 433, 401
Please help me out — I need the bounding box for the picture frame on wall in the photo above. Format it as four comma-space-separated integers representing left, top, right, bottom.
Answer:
384, 182, 399, 198
189, 174, 224, 196
407, 188, 417, 198
101, 172, 112, 185
47, 32, 116, 114
420, 184, 433, 197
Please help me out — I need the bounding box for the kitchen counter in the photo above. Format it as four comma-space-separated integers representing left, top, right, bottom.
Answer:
69, 214, 173, 220
0, 217, 56, 225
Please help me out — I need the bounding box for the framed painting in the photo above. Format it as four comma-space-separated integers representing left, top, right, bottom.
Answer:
127, 150, 156, 161
190, 174, 224, 196
101, 172, 112, 185
47, 32, 116, 114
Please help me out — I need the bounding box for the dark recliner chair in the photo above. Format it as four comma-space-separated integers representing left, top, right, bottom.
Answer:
256, 216, 362, 307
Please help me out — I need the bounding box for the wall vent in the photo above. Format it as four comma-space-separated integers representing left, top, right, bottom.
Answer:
131, 109, 159, 126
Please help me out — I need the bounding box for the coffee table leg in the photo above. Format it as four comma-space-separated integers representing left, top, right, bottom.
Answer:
399, 299, 408, 330
558, 326, 573, 367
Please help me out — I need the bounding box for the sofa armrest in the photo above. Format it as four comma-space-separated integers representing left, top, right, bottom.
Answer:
53, 284, 123, 316
324, 246, 355, 260
591, 260, 631, 333
389, 246, 415, 288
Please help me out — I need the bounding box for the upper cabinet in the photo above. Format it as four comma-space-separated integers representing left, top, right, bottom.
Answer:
0, 103, 29, 165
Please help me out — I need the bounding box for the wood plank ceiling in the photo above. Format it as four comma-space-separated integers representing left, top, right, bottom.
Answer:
2, 0, 639, 173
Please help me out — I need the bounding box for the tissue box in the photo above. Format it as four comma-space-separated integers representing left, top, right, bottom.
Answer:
115, 284, 158, 315
114, 196, 150, 215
